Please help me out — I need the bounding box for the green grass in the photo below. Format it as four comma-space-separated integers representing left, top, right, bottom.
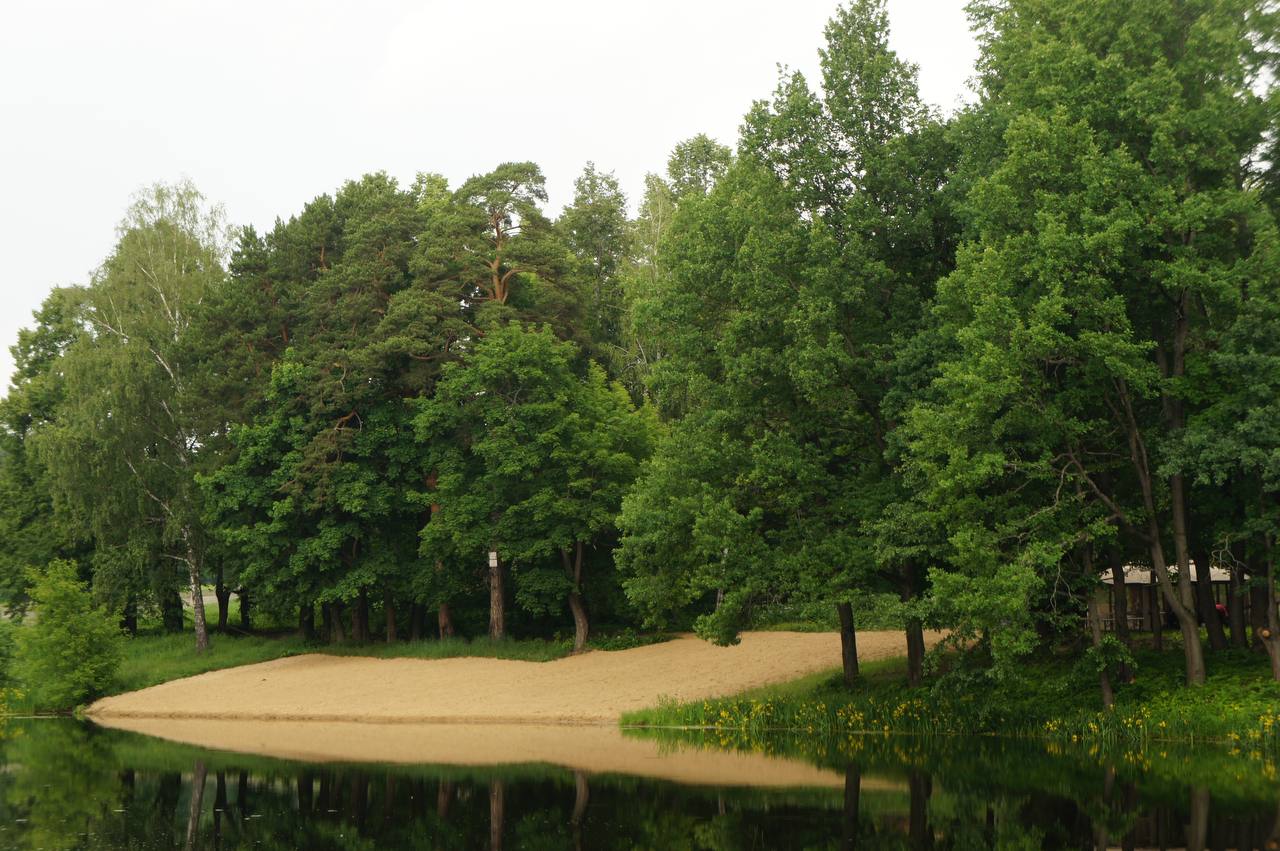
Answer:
622, 642, 1280, 754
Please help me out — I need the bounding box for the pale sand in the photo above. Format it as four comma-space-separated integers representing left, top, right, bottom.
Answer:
86, 631, 937, 789
86, 630, 942, 725
90, 717, 892, 789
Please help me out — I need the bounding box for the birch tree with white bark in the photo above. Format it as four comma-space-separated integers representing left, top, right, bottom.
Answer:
34, 180, 231, 652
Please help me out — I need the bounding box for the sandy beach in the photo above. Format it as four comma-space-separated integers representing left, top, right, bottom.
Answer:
86, 630, 940, 724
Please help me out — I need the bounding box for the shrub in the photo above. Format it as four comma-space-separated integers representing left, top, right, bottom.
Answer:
15, 561, 123, 710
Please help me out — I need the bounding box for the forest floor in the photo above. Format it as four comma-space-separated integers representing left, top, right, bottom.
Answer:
85, 630, 942, 725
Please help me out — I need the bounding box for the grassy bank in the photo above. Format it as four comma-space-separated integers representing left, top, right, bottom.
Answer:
109, 632, 575, 696
622, 643, 1280, 757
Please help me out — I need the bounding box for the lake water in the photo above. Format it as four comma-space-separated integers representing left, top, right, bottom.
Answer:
0, 718, 1275, 849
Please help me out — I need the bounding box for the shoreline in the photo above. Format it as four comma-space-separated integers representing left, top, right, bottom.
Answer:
84, 715, 891, 790
86, 630, 943, 725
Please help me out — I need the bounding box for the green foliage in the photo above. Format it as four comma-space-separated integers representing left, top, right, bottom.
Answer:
202, 173, 468, 628
26, 182, 233, 651
3, 0, 1279, 704
620, 1, 957, 656
558, 162, 630, 362
752, 593, 908, 632
15, 561, 123, 710
665, 134, 732, 200
586, 628, 672, 652
900, 0, 1280, 683
417, 323, 653, 641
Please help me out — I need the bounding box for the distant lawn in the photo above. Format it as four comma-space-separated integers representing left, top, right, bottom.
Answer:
108, 631, 572, 697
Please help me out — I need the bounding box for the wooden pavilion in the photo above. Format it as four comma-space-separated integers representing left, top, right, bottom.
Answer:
1098, 561, 1236, 632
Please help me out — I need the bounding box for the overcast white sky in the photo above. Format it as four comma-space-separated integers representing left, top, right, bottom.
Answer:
0, 0, 978, 387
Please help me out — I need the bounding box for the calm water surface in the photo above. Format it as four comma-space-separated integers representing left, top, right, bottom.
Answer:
0, 718, 1275, 849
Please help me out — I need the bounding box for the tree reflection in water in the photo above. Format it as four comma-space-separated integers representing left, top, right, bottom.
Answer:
0, 720, 1278, 848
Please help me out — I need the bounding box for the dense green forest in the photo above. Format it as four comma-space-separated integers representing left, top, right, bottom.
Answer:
3, 0, 1280, 707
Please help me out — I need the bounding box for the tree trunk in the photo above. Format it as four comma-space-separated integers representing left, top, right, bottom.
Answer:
329, 602, 347, 644
564, 543, 589, 653
383, 588, 397, 643
350, 775, 368, 826
184, 539, 210, 653
238, 589, 251, 631
297, 770, 313, 812
425, 472, 455, 640
571, 771, 589, 851
1108, 546, 1130, 646
409, 603, 424, 642
299, 603, 316, 641
213, 771, 226, 848
1251, 577, 1269, 650
162, 588, 184, 633
900, 563, 925, 687
1146, 483, 1203, 675
841, 765, 861, 851
437, 780, 453, 820
1160, 308, 1206, 683
1188, 786, 1210, 851
354, 588, 370, 643
489, 552, 506, 640
837, 601, 859, 685
568, 593, 589, 653
1155, 537, 1205, 685
238, 773, 254, 825
571, 770, 589, 823
383, 774, 397, 823
907, 771, 931, 849
1262, 533, 1280, 681
215, 567, 231, 632
184, 760, 207, 851
157, 773, 181, 842
489, 779, 505, 851
1085, 550, 1115, 710
1163, 479, 1206, 684
1118, 348, 1201, 682
1151, 580, 1163, 650
1193, 548, 1228, 651
120, 595, 138, 636
905, 623, 925, 686
1227, 556, 1248, 649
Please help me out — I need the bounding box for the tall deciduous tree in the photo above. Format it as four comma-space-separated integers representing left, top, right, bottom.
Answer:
204, 173, 465, 643
0, 288, 88, 616
618, 155, 899, 684
732, 0, 957, 683
1181, 230, 1280, 677
416, 324, 651, 645
558, 163, 630, 366
35, 181, 231, 652
909, 0, 1278, 685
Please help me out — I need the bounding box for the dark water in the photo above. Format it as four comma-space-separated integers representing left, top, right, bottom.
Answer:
0, 719, 1276, 849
